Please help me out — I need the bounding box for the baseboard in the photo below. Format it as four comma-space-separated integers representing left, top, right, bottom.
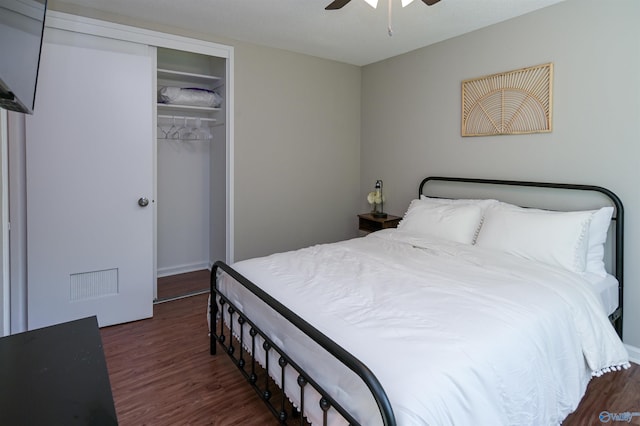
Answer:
157, 262, 210, 278
625, 344, 640, 365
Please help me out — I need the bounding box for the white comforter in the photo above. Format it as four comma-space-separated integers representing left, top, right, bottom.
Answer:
217, 229, 629, 425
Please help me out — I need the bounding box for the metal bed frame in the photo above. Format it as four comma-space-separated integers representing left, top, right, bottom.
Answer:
209, 176, 624, 425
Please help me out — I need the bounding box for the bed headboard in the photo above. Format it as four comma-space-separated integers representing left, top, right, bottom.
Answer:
419, 176, 624, 337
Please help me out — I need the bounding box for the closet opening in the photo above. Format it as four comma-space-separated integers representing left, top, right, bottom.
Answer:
155, 47, 227, 303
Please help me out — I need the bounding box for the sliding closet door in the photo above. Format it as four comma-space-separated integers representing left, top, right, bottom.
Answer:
25, 29, 155, 329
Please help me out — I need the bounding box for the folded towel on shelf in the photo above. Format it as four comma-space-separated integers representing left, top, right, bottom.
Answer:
158, 86, 222, 108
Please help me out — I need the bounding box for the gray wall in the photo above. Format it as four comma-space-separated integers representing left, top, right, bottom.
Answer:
361, 0, 640, 345
233, 44, 361, 260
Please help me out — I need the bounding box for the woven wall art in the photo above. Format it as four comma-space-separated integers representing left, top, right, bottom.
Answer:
461, 63, 553, 137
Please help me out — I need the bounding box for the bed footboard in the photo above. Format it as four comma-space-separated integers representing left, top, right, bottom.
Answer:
210, 261, 396, 426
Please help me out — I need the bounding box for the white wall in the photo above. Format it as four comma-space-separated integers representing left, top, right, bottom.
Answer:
7, 112, 28, 333
361, 0, 640, 345
157, 139, 211, 276
0, 110, 7, 336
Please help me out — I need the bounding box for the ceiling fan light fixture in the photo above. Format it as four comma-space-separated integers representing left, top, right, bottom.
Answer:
326, 0, 440, 10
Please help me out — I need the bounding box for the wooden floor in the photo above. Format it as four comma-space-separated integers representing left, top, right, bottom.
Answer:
102, 272, 640, 425
101, 292, 274, 425
156, 269, 210, 301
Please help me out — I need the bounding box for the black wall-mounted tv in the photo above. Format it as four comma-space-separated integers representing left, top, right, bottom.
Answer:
0, 0, 47, 114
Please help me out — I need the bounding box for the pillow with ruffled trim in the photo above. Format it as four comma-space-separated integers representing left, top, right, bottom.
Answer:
476, 204, 592, 273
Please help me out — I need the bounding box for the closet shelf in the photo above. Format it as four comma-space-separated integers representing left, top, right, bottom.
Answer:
157, 68, 221, 84
157, 103, 220, 112
157, 135, 212, 141
156, 64, 222, 142
158, 114, 216, 123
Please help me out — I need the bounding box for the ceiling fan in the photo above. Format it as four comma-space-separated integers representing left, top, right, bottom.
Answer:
326, 0, 441, 10
325, 0, 442, 36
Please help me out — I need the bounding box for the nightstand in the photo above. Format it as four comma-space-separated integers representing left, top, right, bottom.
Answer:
358, 213, 402, 234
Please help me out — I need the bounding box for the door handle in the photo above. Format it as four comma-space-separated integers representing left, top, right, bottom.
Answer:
138, 197, 150, 207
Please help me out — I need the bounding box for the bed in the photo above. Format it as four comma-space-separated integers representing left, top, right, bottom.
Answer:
209, 177, 629, 425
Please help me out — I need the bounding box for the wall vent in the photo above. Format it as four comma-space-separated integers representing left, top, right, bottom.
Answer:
70, 268, 119, 301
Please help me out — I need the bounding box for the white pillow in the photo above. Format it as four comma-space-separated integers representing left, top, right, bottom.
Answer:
485, 202, 614, 276
398, 201, 484, 244
585, 206, 614, 277
417, 196, 499, 243
475, 204, 593, 273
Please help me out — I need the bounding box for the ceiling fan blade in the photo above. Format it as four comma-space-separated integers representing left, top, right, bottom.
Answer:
326, 0, 352, 10
422, 0, 441, 5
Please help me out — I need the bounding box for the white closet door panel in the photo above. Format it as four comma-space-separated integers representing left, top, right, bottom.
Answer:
26, 29, 154, 329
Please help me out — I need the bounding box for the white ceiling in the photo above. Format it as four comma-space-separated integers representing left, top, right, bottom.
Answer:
56, 0, 566, 66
